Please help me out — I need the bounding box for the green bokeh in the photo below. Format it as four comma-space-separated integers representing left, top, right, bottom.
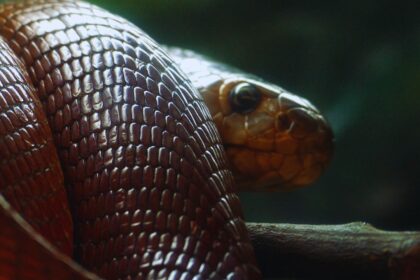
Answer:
94, 0, 419, 230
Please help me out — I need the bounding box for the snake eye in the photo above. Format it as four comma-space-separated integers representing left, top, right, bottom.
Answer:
229, 82, 262, 113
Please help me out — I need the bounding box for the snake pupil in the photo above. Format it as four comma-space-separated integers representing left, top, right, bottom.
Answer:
229, 82, 261, 113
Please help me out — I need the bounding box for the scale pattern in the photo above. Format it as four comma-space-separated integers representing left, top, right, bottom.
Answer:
0, 39, 73, 255
0, 0, 261, 279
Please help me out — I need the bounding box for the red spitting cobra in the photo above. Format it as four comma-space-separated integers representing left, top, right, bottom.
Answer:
0, 0, 261, 279
0, 0, 333, 279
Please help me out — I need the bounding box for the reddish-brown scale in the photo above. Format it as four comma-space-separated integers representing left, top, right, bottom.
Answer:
0, 39, 73, 256
0, 0, 261, 279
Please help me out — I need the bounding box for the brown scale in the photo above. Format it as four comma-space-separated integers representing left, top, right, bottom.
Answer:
0, 0, 261, 279
0, 39, 73, 256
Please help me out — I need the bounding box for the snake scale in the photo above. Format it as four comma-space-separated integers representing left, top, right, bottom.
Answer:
0, 0, 333, 279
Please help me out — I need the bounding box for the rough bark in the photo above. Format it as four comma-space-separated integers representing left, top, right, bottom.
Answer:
246, 222, 420, 279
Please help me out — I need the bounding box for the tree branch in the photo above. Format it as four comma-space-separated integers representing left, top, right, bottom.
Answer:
246, 222, 420, 279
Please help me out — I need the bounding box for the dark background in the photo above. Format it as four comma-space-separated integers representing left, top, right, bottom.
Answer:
92, 0, 420, 231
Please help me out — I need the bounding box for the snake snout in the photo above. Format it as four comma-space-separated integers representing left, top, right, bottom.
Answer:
277, 92, 326, 139
276, 92, 334, 185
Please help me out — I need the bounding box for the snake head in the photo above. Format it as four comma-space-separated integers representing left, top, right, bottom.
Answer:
166, 47, 334, 191
205, 77, 334, 191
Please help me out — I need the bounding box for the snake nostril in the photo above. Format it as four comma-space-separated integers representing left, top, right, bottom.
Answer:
276, 113, 292, 131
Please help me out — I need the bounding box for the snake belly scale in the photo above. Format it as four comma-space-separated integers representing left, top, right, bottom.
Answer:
0, 0, 261, 279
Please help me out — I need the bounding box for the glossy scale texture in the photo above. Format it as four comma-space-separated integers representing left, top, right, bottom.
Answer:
0, 39, 73, 255
0, 0, 260, 279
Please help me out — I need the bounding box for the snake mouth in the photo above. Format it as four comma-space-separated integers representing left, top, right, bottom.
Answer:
224, 138, 333, 191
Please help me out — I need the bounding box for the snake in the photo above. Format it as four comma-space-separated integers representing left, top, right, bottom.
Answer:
0, 0, 333, 279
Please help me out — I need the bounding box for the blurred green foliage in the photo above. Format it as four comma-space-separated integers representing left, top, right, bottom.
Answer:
91, 0, 420, 230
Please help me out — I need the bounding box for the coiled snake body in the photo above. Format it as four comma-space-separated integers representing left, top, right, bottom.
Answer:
0, 1, 333, 279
